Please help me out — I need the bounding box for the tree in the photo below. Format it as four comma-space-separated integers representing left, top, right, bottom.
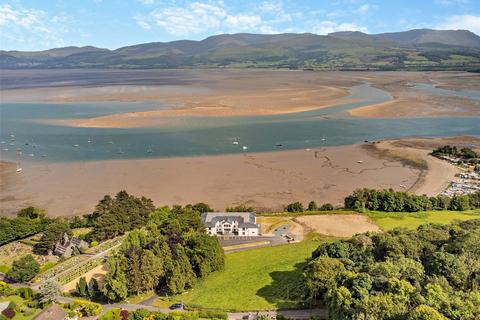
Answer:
92, 191, 155, 241
88, 278, 100, 300
320, 203, 334, 211
102, 258, 128, 302
34, 220, 72, 255
225, 205, 253, 212
6, 254, 39, 282
450, 195, 471, 211
76, 277, 88, 297
303, 257, 346, 300
307, 201, 318, 211
186, 234, 224, 277
286, 202, 304, 213
17, 206, 46, 219
38, 279, 61, 305
408, 304, 447, 320
189, 203, 213, 213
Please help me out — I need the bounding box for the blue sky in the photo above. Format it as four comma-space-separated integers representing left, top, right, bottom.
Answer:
1, 0, 479, 51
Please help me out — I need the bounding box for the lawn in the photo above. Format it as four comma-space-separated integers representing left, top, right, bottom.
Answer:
163, 241, 323, 311
367, 209, 480, 231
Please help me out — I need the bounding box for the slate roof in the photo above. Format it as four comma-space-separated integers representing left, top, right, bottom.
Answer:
32, 304, 67, 320
201, 212, 259, 228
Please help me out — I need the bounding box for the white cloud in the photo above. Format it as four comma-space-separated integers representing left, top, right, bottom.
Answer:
312, 21, 368, 35
435, 0, 469, 5
134, 14, 151, 30
225, 14, 262, 29
137, 0, 155, 4
354, 4, 370, 15
436, 14, 480, 35
136, 1, 288, 36
145, 2, 226, 35
0, 4, 67, 49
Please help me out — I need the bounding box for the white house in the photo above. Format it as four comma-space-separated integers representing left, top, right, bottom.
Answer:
201, 212, 261, 236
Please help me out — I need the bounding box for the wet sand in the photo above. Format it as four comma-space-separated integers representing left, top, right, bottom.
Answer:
0, 144, 424, 217
2, 70, 479, 127
1, 135, 474, 217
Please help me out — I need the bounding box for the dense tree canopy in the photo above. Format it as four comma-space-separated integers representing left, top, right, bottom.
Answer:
102, 206, 224, 301
345, 188, 480, 212
303, 219, 480, 320
91, 191, 155, 241
0, 208, 52, 246
6, 254, 40, 282
33, 219, 72, 255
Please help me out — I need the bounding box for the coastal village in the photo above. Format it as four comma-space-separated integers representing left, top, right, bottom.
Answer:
433, 146, 480, 197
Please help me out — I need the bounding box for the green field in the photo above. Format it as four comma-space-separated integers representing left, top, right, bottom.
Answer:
163, 241, 323, 311
367, 210, 480, 231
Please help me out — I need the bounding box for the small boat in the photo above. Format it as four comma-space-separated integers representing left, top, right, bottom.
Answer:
357, 160, 363, 164
242, 146, 248, 151
10, 134, 15, 138
73, 144, 79, 147
275, 143, 283, 147
28, 153, 35, 157
117, 148, 124, 154
3, 148, 8, 151
233, 141, 239, 145
108, 141, 114, 144
9, 142, 15, 146
147, 147, 153, 154
0, 141, 5, 144
321, 137, 327, 141
16, 168, 22, 173
305, 148, 311, 152
87, 139, 92, 143
41, 154, 47, 158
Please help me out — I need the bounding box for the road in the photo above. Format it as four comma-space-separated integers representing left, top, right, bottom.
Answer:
55, 296, 328, 319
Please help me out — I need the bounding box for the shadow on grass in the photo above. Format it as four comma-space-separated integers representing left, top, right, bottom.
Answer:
256, 262, 314, 310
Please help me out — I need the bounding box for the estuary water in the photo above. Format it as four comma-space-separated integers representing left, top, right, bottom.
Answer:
1, 83, 479, 163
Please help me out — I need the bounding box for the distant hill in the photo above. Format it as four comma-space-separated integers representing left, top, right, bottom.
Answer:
2, 29, 480, 71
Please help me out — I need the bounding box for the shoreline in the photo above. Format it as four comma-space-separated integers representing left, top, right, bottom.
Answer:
1, 137, 471, 217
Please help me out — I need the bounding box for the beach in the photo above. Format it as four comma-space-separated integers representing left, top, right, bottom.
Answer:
0, 139, 460, 217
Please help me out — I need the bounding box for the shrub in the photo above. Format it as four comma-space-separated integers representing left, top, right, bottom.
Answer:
99, 309, 121, 320
307, 201, 318, 211
16, 287, 33, 300
320, 203, 334, 211
198, 310, 228, 320
71, 299, 102, 316
0, 281, 15, 297
286, 202, 304, 212
90, 241, 99, 247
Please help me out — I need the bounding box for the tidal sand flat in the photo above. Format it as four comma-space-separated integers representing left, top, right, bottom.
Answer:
0, 144, 423, 216
348, 71, 480, 118
2, 70, 480, 128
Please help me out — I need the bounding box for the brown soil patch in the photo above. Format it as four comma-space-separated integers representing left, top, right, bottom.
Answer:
295, 214, 381, 237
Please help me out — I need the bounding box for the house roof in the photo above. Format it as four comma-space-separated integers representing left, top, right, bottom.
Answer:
0, 302, 9, 312
201, 212, 259, 228
32, 304, 67, 320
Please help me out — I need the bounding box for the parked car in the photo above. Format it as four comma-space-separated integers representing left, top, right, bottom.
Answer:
169, 303, 184, 310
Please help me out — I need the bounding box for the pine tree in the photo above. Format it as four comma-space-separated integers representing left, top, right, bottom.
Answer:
76, 277, 88, 297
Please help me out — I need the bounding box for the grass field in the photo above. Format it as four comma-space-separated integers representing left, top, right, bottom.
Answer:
367, 209, 480, 231
161, 241, 323, 311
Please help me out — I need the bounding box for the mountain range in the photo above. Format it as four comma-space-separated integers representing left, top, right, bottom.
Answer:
2, 29, 480, 71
